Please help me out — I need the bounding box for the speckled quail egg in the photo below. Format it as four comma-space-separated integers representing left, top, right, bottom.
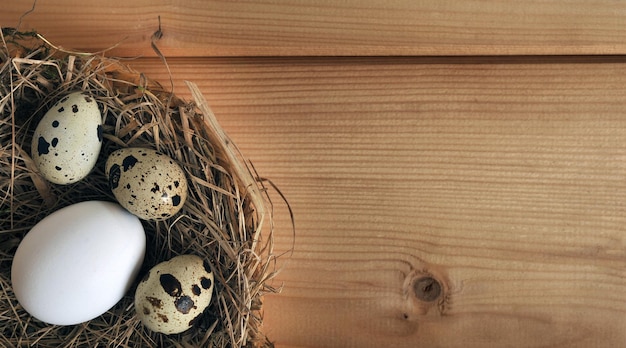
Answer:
135, 255, 214, 335
31, 92, 103, 184
105, 147, 188, 220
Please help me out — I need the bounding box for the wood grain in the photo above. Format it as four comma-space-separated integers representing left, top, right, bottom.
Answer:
3, 2, 626, 345
124, 57, 626, 347
3, 1, 626, 57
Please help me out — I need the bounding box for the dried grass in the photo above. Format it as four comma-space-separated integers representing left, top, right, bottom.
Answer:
0, 29, 280, 347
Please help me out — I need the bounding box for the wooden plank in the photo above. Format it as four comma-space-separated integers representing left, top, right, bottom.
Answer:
124, 56, 626, 347
3, 1, 626, 57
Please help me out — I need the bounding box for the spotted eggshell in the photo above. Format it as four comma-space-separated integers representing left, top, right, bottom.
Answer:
105, 147, 188, 220
135, 255, 214, 335
31, 92, 103, 184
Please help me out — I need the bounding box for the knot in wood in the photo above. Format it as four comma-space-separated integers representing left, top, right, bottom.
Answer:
413, 276, 441, 302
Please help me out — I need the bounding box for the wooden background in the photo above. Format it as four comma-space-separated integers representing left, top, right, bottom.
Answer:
3, 1, 626, 347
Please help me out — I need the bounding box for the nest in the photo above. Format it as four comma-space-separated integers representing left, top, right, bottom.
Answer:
0, 29, 281, 347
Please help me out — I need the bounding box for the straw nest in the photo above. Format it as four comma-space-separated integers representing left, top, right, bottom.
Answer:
0, 29, 281, 347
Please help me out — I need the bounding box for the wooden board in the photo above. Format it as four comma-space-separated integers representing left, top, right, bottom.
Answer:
2, 1, 626, 347
125, 57, 626, 347
2, 0, 626, 56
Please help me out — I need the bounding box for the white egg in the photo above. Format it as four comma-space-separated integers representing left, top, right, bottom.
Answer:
135, 255, 214, 335
31, 92, 103, 184
105, 147, 188, 220
11, 201, 146, 325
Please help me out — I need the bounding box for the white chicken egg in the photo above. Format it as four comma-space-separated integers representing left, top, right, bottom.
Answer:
105, 147, 188, 220
10, 201, 146, 325
135, 255, 214, 335
31, 92, 103, 184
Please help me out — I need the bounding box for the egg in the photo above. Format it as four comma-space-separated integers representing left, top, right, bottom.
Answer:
11, 201, 146, 325
31, 92, 103, 184
135, 255, 214, 335
105, 147, 188, 220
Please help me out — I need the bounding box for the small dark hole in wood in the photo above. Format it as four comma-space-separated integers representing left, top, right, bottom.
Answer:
413, 276, 441, 302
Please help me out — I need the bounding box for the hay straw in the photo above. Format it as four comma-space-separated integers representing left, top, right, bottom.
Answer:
0, 29, 280, 347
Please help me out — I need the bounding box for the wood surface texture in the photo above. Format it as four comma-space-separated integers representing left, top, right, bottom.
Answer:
2, 0, 626, 56
3, 1, 626, 347
125, 57, 626, 347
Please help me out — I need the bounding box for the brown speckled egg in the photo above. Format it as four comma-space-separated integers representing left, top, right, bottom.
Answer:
31, 92, 103, 184
135, 255, 214, 335
105, 147, 188, 220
